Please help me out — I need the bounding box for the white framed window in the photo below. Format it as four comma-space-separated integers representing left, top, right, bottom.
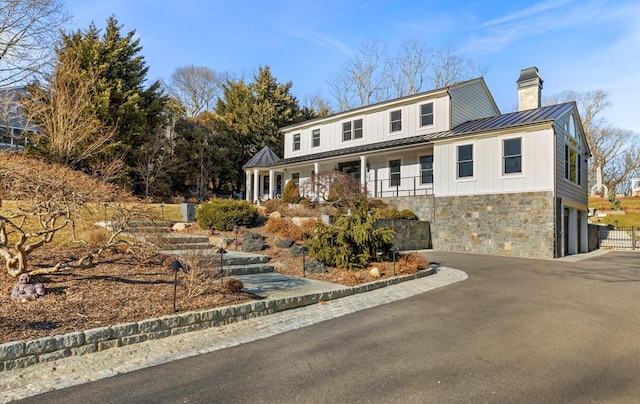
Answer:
342, 118, 363, 141
565, 140, 581, 185
503, 137, 522, 175
291, 173, 300, 186
311, 129, 320, 147
457, 144, 474, 178
389, 159, 401, 187
419, 102, 434, 127
390, 110, 402, 133
420, 155, 433, 184
293, 133, 300, 151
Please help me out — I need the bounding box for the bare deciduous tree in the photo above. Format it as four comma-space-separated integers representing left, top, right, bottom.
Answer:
328, 39, 389, 110
429, 44, 485, 89
300, 171, 363, 207
133, 129, 182, 198
21, 54, 120, 177
328, 40, 485, 111
388, 39, 431, 97
545, 90, 640, 193
0, 0, 70, 86
0, 154, 123, 276
165, 65, 229, 119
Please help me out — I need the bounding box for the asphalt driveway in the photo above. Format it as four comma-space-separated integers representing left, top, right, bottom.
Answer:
18, 251, 640, 403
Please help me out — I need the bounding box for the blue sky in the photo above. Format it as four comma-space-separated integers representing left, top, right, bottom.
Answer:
65, 0, 639, 133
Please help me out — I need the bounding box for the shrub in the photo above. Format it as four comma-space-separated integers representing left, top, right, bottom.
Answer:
82, 228, 109, 247
223, 278, 244, 293
397, 253, 430, 274
242, 232, 264, 252
306, 200, 394, 270
262, 199, 281, 215
265, 216, 315, 242
375, 207, 417, 220
282, 180, 301, 204
196, 199, 257, 231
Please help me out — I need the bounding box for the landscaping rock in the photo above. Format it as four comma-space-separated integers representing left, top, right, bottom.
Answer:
242, 232, 264, 252
270, 211, 282, 219
304, 259, 328, 274
172, 222, 192, 232
275, 238, 295, 248
369, 267, 381, 278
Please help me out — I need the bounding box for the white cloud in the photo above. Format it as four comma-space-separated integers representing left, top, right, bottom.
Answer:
480, 0, 575, 27
289, 29, 353, 56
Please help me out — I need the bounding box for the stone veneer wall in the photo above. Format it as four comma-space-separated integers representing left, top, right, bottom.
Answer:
375, 219, 432, 250
384, 192, 556, 258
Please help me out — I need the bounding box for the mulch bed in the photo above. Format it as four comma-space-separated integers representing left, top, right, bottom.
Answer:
0, 229, 424, 345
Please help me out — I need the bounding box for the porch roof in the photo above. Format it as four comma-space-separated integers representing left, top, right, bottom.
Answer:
243, 146, 281, 169
251, 102, 574, 169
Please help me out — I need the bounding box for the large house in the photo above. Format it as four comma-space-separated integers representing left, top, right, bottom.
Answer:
243, 67, 590, 258
0, 86, 34, 151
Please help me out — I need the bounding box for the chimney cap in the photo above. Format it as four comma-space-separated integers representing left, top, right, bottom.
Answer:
517, 67, 543, 88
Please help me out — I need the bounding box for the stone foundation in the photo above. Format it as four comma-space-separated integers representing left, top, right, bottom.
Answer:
384, 192, 556, 258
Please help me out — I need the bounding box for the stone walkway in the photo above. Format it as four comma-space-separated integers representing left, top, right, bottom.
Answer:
0, 267, 467, 403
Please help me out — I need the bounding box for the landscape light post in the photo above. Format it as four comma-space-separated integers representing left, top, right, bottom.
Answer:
160, 204, 165, 221
168, 260, 184, 313
389, 245, 399, 276
234, 224, 240, 250
300, 246, 308, 277
217, 248, 227, 285
102, 203, 108, 223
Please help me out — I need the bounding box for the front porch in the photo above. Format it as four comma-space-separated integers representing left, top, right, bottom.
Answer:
245, 146, 435, 202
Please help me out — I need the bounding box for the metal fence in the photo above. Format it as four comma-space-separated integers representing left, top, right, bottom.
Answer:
367, 176, 435, 198
599, 226, 639, 250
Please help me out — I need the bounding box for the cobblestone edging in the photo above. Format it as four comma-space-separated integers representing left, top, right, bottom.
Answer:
0, 269, 435, 372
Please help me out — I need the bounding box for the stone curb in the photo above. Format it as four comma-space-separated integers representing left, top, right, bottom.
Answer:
0, 268, 435, 373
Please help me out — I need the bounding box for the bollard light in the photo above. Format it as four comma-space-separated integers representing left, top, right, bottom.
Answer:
389, 245, 400, 276
216, 248, 228, 285
102, 203, 108, 223
160, 204, 165, 221
233, 224, 240, 250
299, 246, 309, 277
168, 260, 184, 313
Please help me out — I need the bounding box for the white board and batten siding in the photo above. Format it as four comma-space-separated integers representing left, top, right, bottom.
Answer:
282, 93, 451, 159
433, 128, 555, 197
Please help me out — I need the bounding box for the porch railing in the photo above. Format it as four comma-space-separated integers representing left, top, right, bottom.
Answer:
366, 175, 434, 198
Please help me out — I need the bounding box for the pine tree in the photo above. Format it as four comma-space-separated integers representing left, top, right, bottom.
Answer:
58, 17, 167, 189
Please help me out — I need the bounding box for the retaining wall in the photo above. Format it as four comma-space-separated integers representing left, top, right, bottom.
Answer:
0, 269, 434, 372
384, 192, 556, 258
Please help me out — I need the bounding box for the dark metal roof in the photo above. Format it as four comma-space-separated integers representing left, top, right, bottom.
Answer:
254, 102, 575, 169
243, 146, 281, 169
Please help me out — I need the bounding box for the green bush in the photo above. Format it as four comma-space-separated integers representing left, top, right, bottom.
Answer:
282, 180, 301, 204
306, 200, 394, 270
196, 199, 257, 231
375, 207, 417, 220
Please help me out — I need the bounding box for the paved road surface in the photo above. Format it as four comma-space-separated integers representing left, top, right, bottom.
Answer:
13, 251, 640, 403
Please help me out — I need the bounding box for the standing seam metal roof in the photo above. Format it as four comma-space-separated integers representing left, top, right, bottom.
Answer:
244, 102, 575, 169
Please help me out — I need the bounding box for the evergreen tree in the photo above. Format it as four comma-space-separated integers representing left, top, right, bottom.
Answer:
215, 66, 312, 192
58, 16, 167, 190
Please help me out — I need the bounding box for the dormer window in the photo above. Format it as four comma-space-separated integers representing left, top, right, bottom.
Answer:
342, 118, 363, 141
420, 102, 433, 127
390, 110, 402, 132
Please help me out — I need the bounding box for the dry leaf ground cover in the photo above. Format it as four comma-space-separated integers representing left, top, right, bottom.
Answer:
0, 226, 428, 345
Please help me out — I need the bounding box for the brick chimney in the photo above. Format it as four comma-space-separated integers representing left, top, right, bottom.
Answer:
516, 67, 543, 111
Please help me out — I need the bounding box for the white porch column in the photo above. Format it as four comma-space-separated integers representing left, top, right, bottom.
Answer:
268, 169, 275, 199
314, 162, 320, 199
253, 169, 260, 202
360, 155, 367, 191
245, 171, 251, 201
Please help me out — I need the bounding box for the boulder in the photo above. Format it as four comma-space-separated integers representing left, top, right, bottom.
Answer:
270, 211, 282, 219
369, 267, 381, 278
172, 222, 191, 232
